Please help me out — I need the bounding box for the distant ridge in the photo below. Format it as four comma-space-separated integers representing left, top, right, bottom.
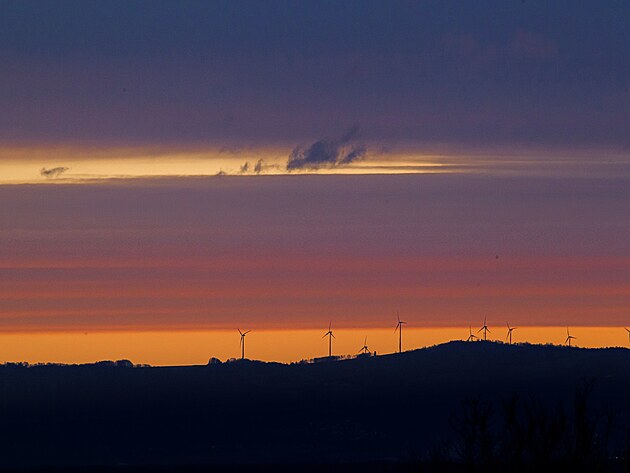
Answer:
0, 340, 628, 468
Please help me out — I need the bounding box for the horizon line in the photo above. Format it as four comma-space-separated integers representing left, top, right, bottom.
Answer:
4, 339, 629, 369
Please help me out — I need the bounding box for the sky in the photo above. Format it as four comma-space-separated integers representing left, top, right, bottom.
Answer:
0, 1, 628, 362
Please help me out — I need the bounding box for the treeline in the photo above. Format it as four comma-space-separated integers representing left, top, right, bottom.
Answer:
420, 381, 630, 472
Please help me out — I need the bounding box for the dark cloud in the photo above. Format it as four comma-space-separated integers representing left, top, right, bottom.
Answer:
339, 145, 367, 165
254, 159, 263, 174
40, 167, 69, 179
287, 129, 366, 171
233, 159, 271, 175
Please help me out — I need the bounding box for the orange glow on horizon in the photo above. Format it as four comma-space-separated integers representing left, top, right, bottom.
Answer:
0, 327, 627, 366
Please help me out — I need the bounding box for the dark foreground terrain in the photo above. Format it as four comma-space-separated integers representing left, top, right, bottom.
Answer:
1, 341, 629, 472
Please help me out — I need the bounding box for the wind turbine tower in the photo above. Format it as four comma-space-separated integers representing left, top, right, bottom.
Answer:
394, 312, 407, 353
478, 317, 491, 341
238, 329, 251, 359
359, 336, 370, 355
506, 322, 517, 344
565, 327, 576, 347
323, 321, 335, 357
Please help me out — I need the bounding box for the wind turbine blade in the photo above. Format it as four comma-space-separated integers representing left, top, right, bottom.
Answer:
486, 327, 491, 333
329, 321, 332, 331
477, 327, 483, 333
331, 333, 336, 339
397, 310, 400, 323
322, 333, 328, 338
394, 324, 399, 333
238, 329, 243, 335
364, 336, 367, 345
244, 330, 251, 335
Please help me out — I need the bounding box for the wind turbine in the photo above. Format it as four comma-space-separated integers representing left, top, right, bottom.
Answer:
565, 327, 576, 347
478, 317, 491, 341
466, 326, 478, 342
506, 322, 517, 344
323, 321, 335, 357
238, 329, 251, 359
394, 312, 407, 353
624, 327, 629, 344
358, 336, 370, 355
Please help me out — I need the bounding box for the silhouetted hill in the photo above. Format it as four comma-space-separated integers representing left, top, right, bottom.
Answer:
0, 342, 628, 471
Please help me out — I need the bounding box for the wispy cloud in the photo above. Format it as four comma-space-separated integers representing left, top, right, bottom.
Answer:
40, 167, 69, 179
286, 129, 367, 171
254, 159, 263, 174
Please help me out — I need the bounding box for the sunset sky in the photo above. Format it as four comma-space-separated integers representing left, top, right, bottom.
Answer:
0, 1, 628, 363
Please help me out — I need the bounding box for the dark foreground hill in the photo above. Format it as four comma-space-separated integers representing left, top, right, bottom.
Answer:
1, 341, 629, 471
